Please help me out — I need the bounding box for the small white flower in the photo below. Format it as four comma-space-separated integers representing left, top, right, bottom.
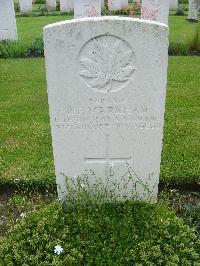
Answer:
54, 245, 64, 255
80, 183, 86, 188
20, 212, 27, 218
74, 174, 79, 179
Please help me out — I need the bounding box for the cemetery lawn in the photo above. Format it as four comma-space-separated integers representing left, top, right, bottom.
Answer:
16, 15, 72, 48
14, 16, 200, 50
0, 56, 199, 188
169, 16, 200, 44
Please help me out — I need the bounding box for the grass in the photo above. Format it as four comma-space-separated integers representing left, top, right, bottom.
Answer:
11, 15, 199, 50
0, 15, 199, 58
0, 57, 199, 187
16, 15, 72, 49
169, 17, 200, 44
0, 58, 54, 187
160, 56, 200, 184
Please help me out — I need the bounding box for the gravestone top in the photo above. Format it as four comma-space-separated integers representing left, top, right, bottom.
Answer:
74, 0, 101, 18
141, 0, 169, 25
0, 0, 18, 41
44, 16, 167, 30
44, 17, 168, 202
60, 0, 74, 12
19, 0, 32, 14
188, 0, 200, 21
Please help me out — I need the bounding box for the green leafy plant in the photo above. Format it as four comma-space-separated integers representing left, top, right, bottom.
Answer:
56, 0, 60, 11
26, 36, 44, 57
187, 23, 200, 55
179, 0, 188, 3
115, 2, 141, 16
160, 190, 200, 237
34, 0, 46, 3
103, 2, 141, 16
39, 4, 48, 16
184, 202, 200, 236
0, 41, 26, 58
0, 191, 56, 238
0, 199, 199, 265
168, 41, 189, 55
176, 8, 185, 16
14, 2, 20, 12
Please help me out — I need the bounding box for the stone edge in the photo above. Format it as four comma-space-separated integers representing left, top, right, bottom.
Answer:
43, 16, 168, 33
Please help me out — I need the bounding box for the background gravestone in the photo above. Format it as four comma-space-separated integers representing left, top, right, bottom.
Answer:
44, 17, 168, 202
46, 0, 57, 11
108, 0, 121, 11
188, 0, 200, 21
74, 0, 101, 18
121, 0, 129, 9
19, 0, 32, 14
0, 0, 18, 41
169, 0, 178, 10
141, 0, 169, 25
60, 0, 74, 12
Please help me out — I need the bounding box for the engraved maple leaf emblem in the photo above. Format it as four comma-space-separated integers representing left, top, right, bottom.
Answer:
79, 37, 135, 93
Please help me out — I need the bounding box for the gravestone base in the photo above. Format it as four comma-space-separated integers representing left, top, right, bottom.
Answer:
186, 18, 199, 22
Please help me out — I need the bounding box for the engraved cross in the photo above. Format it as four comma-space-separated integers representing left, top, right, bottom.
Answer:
85, 134, 131, 171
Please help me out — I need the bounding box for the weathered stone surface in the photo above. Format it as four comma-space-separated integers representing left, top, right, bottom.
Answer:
169, 0, 178, 10
60, 0, 74, 12
141, 0, 169, 25
74, 0, 101, 18
46, 0, 57, 11
44, 17, 168, 202
19, 0, 32, 14
0, 0, 18, 41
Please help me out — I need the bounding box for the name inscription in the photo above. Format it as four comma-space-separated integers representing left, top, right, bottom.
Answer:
53, 97, 160, 130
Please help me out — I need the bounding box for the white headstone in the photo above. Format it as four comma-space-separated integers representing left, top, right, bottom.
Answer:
121, 0, 128, 9
60, 0, 74, 12
74, 0, 101, 18
141, 0, 169, 25
169, 0, 178, 10
0, 0, 18, 41
19, 0, 32, 14
188, 0, 200, 20
44, 17, 168, 202
108, 0, 121, 11
46, 0, 57, 11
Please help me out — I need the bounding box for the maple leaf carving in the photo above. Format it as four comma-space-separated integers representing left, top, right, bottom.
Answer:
79, 36, 135, 93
